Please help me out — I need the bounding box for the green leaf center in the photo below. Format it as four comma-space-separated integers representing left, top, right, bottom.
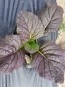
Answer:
24, 39, 39, 53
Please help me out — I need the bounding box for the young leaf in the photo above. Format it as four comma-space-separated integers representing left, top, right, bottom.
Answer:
31, 41, 65, 83
24, 39, 39, 53
0, 35, 25, 73
37, 3, 63, 33
16, 11, 44, 43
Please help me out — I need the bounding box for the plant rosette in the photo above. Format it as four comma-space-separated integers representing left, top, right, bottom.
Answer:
0, 2, 65, 84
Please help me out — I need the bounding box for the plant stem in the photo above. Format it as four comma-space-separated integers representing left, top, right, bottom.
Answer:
38, 50, 47, 58
18, 45, 24, 51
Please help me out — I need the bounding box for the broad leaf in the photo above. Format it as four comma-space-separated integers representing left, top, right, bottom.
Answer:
31, 41, 65, 83
16, 11, 44, 43
38, 2, 63, 33
0, 35, 25, 73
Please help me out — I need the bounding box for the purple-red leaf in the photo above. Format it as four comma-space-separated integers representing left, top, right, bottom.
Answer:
38, 2, 63, 33
31, 41, 65, 83
16, 11, 44, 43
0, 35, 25, 73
